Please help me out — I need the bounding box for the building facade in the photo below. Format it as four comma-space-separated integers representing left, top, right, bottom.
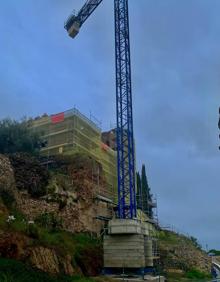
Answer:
31, 108, 117, 202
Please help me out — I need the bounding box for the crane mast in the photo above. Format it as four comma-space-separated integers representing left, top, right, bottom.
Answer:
219, 107, 220, 150
65, 0, 136, 219
114, 0, 136, 219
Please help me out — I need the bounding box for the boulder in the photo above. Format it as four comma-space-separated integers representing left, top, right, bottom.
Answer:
29, 246, 81, 276
0, 231, 29, 260
29, 246, 60, 274
0, 154, 16, 193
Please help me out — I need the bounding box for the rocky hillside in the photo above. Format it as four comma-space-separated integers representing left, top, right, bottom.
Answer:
1, 153, 111, 234
0, 153, 212, 281
158, 230, 211, 281
0, 153, 105, 280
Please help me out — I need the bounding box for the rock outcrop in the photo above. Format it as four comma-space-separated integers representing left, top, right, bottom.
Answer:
0, 154, 16, 194
159, 230, 211, 274
14, 153, 111, 234
29, 247, 60, 274
0, 231, 29, 260
0, 154, 104, 277
29, 247, 79, 276
0, 230, 81, 276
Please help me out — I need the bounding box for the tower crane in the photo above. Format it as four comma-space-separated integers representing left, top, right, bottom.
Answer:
219, 107, 220, 150
65, 0, 136, 219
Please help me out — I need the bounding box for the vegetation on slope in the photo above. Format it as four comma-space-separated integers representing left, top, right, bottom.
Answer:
0, 119, 212, 281
0, 118, 43, 155
158, 230, 212, 281
0, 121, 105, 279
0, 200, 103, 277
208, 249, 220, 256
0, 256, 114, 282
0, 257, 96, 282
9, 152, 49, 197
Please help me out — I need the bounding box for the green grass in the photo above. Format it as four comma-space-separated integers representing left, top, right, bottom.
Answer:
0, 198, 103, 279
158, 230, 204, 251
166, 268, 212, 282
0, 209, 100, 255
36, 228, 100, 256
185, 268, 211, 280
0, 257, 96, 282
0, 209, 102, 276
158, 230, 179, 244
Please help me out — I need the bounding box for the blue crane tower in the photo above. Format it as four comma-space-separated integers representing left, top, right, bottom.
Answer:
219, 107, 220, 150
65, 0, 136, 219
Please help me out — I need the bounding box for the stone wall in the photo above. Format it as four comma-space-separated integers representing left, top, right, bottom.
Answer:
16, 191, 110, 234
0, 155, 16, 195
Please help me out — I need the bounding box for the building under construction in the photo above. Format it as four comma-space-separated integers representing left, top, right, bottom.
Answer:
31, 107, 159, 269
31, 108, 117, 202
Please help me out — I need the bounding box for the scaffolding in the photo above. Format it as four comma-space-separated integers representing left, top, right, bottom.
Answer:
31, 108, 117, 202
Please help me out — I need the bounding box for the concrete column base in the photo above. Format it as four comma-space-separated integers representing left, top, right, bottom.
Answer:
104, 219, 154, 269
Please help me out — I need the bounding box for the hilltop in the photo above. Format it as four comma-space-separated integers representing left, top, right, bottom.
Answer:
0, 153, 212, 281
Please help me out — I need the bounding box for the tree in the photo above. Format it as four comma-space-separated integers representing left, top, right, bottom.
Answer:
190, 236, 202, 250
136, 172, 142, 209
0, 119, 43, 155
138, 164, 153, 218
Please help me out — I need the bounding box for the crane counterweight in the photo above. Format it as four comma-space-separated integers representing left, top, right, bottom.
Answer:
64, 16, 80, 38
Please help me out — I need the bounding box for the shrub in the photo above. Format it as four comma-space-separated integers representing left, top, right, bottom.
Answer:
59, 199, 67, 210
185, 268, 211, 279
189, 236, 202, 250
35, 212, 62, 230
9, 153, 49, 197
26, 224, 40, 239
0, 190, 16, 209
209, 249, 220, 256
0, 257, 66, 282
0, 118, 43, 156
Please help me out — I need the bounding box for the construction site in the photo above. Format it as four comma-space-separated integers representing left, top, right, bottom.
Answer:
25, 0, 163, 278
31, 108, 117, 203
30, 106, 160, 278
60, 0, 164, 278
1, 1, 218, 281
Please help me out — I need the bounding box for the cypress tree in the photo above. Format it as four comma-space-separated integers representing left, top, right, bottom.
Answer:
141, 164, 153, 218
136, 172, 142, 209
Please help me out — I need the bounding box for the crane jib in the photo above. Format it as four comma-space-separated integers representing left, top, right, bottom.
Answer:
65, 0, 136, 219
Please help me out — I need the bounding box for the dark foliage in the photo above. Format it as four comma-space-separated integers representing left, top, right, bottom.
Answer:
136, 172, 142, 209
209, 249, 220, 256
190, 236, 202, 250
9, 153, 49, 197
75, 244, 103, 277
35, 212, 62, 230
136, 164, 153, 218
26, 224, 40, 239
0, 118, 43, 155
0, 257, 85, 282
0, 189, 16, 209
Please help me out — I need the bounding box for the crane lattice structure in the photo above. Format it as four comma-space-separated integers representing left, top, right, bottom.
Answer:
65, 0, 136, 219
219, 107, 220, 150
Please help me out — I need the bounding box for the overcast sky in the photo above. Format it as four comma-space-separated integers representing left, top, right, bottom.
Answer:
0, 0, 220, 249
